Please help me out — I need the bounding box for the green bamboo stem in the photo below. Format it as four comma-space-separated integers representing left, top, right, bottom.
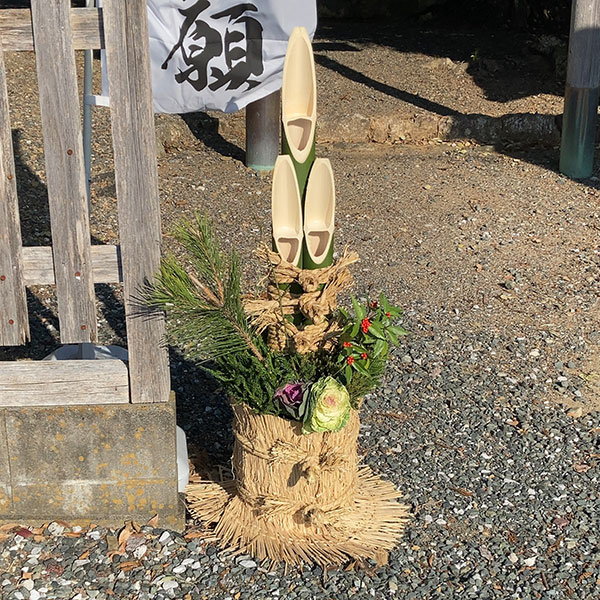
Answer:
282, 131, 316, 198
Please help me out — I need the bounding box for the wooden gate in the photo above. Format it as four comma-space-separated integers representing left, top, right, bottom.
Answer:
0, 1, 170, 406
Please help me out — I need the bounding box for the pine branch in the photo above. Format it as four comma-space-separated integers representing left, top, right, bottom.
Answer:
146, 213, 264, 363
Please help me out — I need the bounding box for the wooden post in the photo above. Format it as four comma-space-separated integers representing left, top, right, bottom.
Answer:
559, 0, 600, 179
102, 0, 170, 403
0, 37, 29, 346
245, 91, 280, 171
31, 0, 97, 343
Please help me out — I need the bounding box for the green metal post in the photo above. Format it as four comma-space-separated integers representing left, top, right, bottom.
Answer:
559, 0, 600, 179
245, 91, 280, 172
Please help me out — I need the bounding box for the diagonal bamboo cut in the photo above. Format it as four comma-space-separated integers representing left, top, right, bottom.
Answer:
281, 27, 317, 196
271, 155, 303, 267
303, 158, 335, 270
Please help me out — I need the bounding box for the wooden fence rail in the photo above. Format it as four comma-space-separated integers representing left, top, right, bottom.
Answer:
0, 8, 104, 51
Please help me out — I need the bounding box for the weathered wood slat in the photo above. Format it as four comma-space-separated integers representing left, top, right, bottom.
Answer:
0, 360, 129, 406
0, 36, 29, 346
103, 0, 170, 403
22, 245, 122, 286
0, 8, 104, 52
31, 0, 97, 344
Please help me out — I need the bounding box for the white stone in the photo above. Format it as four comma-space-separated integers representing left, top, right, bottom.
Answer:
159, 531, 171, 544
47, 522, 65, 536
162, 580, 179, 591
239, 559, 257, 568
133, 544, 148, 560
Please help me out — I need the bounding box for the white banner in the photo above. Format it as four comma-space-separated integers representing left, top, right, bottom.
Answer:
147, 0, 317, 114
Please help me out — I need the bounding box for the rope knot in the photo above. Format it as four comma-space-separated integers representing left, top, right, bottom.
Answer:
301, 504, 326, 527
300, 457, 320, 484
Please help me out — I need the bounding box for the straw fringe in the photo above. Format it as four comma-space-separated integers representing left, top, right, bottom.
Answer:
185, 405, 409, 567
186, 466, 409, 567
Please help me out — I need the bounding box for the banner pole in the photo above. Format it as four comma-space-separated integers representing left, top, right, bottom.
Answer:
245, 91, 280, 171
83, 0, 94, 206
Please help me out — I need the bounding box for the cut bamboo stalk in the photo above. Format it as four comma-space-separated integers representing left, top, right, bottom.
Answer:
303, 158, 335, 270
281, 27, 316, 196
271, 155, 303, 267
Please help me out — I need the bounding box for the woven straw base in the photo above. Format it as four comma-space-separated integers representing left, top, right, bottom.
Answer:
186, 466, 410, 567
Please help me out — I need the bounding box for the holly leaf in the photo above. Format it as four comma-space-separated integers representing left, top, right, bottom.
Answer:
352, 296, 366, 321
388, 325, 409, 337
387, 328, 399, 346
379, 293, 391, 313
387, 306, 403, 318
345, 365, 353, 384
368, 321, 386, 340
353, 360, 370, 376
373, 339, 388, 358
352, 344, 368, 354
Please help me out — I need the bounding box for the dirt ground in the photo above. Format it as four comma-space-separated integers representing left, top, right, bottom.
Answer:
2, 18, 599, 419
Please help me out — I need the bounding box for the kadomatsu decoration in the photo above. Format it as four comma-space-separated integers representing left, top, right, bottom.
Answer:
148, 215, 409, 567
147, 26, 409, 568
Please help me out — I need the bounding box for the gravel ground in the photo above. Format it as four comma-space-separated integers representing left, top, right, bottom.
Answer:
3, 16, 600, 600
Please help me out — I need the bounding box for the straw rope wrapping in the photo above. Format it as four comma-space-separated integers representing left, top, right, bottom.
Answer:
243, 247, 359, 353
186, 404, 410, 566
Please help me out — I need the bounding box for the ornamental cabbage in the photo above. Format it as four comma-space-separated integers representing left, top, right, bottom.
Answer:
274, 381, 307, 419
302, 376, 351, 434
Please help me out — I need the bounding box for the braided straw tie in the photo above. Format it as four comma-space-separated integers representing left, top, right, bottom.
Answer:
243, 246, 359, 353
234, 431, 350, 483
236, 481, 355, 528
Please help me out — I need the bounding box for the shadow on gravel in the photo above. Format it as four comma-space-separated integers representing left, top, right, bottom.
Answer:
313, 51, 568, 175
316, 18, 564, 103
181, 112, 245, 162
169, 348, 235, 469
314, 53, 460, 117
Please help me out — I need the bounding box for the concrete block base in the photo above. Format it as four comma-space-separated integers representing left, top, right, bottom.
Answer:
0, 395, 185, 531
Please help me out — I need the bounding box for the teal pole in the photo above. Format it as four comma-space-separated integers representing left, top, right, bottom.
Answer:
560, 85, 599, 178
245, 91, 280, 171
559, 0, 600, 179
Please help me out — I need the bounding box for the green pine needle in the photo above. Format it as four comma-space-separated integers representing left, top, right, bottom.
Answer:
146, 213, 263, 363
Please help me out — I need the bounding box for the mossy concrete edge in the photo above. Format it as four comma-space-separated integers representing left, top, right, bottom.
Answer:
0, 394, 185, 532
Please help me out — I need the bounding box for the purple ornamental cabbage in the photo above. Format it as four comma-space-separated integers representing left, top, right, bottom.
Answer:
274, 382, 308, 420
